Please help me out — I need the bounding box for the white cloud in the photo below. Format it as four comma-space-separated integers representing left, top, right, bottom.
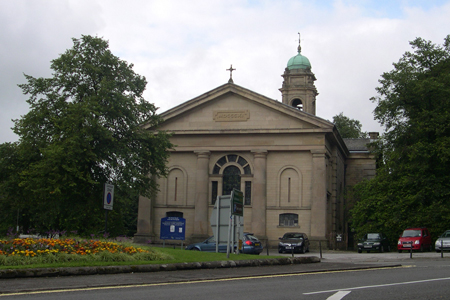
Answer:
1, 0, 449, 143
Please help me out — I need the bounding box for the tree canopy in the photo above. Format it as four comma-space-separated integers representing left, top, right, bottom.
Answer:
350, 35, 450, 243
332, 112, 367, 138
0, 35, 173, 235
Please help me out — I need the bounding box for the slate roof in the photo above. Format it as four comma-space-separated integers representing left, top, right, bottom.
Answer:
343, 138, 371, 152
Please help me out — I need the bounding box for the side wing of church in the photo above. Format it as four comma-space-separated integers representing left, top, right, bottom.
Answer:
135, 39, 376, 249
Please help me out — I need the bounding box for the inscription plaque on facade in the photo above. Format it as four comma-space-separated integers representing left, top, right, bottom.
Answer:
213, 110, 249, 122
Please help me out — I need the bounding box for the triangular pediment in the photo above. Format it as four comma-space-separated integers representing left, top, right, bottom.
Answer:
145, 83, 333, 134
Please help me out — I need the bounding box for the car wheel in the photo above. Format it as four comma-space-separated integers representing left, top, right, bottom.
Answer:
436, 249, 441, 253
420, 245, 424, 252
301, 246, 306, 254
278, 248, 283, 254
380, 245, 384, 253
193, 248, 200, 251
357, 249, 362, 253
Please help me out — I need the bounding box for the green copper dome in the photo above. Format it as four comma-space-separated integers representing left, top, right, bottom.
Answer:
287, 52, 311, 70
287, 34, 311, 70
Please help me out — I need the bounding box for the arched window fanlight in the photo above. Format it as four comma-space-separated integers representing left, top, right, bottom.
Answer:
212, 154, 251, 175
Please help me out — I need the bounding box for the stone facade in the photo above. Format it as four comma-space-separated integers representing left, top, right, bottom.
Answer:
135, 42, 377, 249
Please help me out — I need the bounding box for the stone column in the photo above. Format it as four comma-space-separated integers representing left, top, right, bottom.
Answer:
134, 194, 155, 244
251, 150, 268, 240
310, 149, 327, 240
192, 151, 211, 241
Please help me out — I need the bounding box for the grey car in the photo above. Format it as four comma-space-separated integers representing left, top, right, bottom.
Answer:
357, 233, 390, 253
278, 232, 310, 254
435, 230, 450, 252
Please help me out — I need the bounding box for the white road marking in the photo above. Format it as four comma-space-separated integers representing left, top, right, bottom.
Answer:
327, 290, 351, 300
0, 266, 406, 297
304, 277, 450, 295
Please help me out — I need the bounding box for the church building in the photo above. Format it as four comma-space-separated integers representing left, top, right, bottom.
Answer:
134, 38, 377, 249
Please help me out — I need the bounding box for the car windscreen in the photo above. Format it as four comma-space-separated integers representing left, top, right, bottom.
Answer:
283, 233, 303, 239
402, 230, 421, 237
367, 233, 380, 239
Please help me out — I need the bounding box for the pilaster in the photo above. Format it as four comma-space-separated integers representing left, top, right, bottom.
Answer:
134, 194, 155, 243
251, 150, 268, 240
192, 150, 211, 240
310, 149, 327, 240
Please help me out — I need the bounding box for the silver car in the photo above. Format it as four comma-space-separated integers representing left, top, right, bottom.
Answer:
435, 230, 450, 252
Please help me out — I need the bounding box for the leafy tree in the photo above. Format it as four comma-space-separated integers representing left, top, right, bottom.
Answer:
0, 142, 25, 234
350, 35, 450, 244
332, 112, 367, 138
1, 35, 173, 236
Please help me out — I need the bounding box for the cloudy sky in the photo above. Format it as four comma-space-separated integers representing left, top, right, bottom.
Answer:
1, 0, 449, 143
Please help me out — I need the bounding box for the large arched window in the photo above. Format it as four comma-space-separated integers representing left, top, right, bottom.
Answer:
211, 154, 252, 205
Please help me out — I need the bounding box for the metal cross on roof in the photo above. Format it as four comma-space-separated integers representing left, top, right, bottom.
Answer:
226, 64, 236, 83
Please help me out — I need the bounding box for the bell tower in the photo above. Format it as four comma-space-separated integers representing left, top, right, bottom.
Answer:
279, 34, 318, 115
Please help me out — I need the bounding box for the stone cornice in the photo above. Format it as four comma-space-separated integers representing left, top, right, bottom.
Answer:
170, 146, 325, 152
162, 128, 334, 135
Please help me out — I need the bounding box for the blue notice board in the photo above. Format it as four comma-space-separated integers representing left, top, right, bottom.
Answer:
160, 217, 186, 240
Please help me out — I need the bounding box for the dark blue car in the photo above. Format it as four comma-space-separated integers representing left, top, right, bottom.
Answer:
185, 233, 263, 255
241, 233, 263, 255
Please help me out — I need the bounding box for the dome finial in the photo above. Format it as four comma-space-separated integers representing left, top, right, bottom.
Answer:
297, 32, 302, 53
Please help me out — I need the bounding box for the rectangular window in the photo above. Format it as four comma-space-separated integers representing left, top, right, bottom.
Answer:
211, 181, 218, 205
245, 181, 252, 205
279, 213, 298, 227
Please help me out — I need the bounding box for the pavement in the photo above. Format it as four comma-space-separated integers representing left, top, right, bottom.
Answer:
1, 249, 449, 294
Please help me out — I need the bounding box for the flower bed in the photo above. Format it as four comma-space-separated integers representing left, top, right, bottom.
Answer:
0, 238, 149, 257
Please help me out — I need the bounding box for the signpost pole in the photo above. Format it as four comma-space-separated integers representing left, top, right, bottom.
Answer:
231, 215, 235, 254
226, 214, 232, 258
105, 210, 108, 233
216, 196, 220, 253
236, 216, 241, 254
410, 241, 413, 259
229, 188, 244, 256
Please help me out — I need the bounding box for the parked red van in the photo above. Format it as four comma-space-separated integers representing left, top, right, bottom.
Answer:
397, 227, 432, 252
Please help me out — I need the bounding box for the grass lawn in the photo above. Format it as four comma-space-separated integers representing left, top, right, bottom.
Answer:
144, 246, 268, 264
